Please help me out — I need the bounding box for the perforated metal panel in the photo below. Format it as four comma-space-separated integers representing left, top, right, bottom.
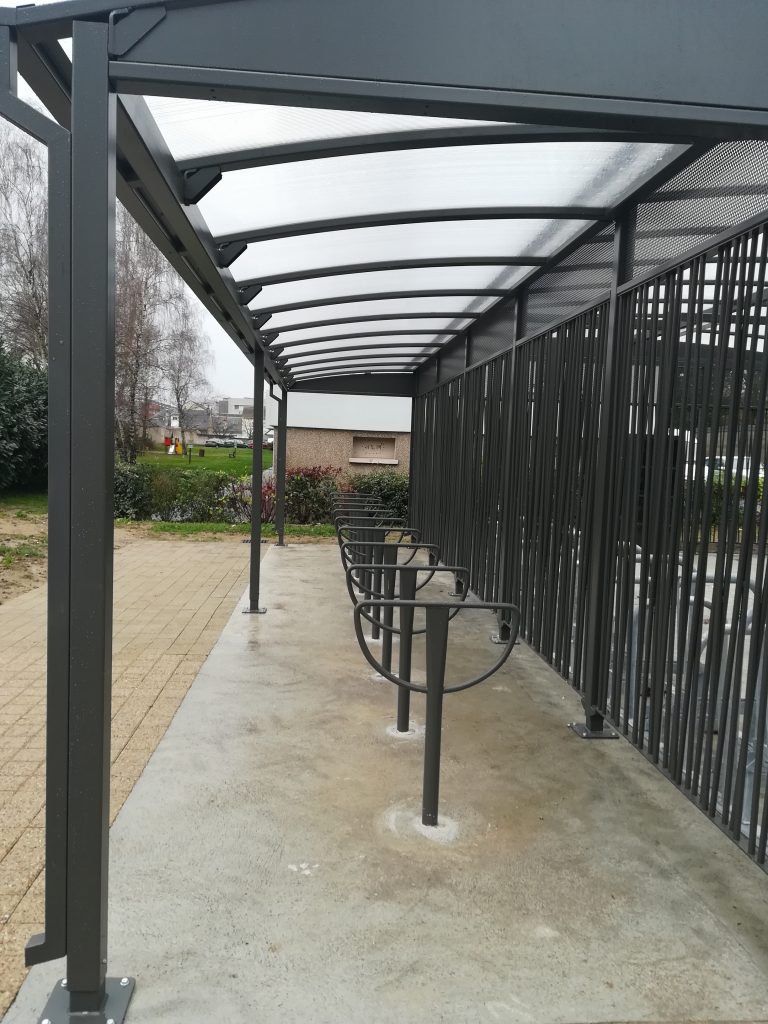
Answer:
631, 141, 768, 275
524, 227, 614, 335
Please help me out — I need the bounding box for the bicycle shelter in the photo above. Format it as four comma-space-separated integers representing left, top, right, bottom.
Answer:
3, 1, 768, 1020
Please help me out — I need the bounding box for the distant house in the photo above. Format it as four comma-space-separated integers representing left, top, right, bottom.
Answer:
271, 393, 411, 476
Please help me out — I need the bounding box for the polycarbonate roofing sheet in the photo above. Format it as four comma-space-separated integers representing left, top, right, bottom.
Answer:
199, 142, 679, 237
276, 336, 448, 357
145, 96, 506, 162
230, 219, 592, 282
284, 348, 442, 368
249, 265, 532, 310
272, 317, 472, 343
266, 296, 498, 328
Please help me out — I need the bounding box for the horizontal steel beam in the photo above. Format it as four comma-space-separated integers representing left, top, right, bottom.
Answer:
238, 257, 543, 290
214, 207, 606, 247
273, 329, 460, 351
274, 311, 480, 333
251, 290, 507, 316
109, 64, 768, 140
178, 124, 697, 174
277, 342, 443, 364
290, 372, 415, 397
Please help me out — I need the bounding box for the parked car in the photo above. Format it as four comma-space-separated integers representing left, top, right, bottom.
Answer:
204, 438, 220, 447
262, 429, 274, 449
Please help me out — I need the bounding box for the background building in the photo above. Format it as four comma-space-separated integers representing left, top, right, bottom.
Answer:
271, 394, 411, 476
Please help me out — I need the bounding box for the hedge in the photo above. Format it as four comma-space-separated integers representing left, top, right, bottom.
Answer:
347, 469, 409, 519
0, 349, 48, 491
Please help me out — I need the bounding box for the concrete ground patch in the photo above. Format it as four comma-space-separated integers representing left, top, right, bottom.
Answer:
5, 544, 768, 1024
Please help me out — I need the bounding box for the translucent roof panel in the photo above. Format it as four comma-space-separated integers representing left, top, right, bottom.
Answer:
292, 360, 423, 377
266, 295, 498, 328
230, 219, 591, 283
200, 142, 681, 237
145, 96, 505, 162
277, 336, 448, 358
249, 266, 533, 311
274, 318, 472, 343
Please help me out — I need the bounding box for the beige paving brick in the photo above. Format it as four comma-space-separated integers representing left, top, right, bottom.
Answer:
0, 536, 252, 1010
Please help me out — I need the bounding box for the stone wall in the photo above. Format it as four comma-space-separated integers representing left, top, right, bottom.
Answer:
280, 427, 410, 476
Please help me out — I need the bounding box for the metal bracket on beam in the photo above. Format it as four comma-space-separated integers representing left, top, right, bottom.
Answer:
252, 312, 272, 330
217, 240, 247, 268
38, 976, 135, 1024
182, 166, 222, 205
108, 6, 166, 57
238, 282, 262, 306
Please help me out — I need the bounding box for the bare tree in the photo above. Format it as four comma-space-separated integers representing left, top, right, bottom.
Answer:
158, 302, 211, 446
114, 204, 184, 460
0, 122, 48, 368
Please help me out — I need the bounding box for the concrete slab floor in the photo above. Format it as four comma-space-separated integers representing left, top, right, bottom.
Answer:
5, 544, 768, 1024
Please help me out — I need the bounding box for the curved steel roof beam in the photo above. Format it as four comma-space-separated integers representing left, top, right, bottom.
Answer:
251, 290, 507, 316
272, 311, 480, 333
273, 329, 460, 351
290, 359, 422, 377
237, 257, 543, 291
281, 347, 443, 370
177, 124, 695, 174
215, 207, 606, 246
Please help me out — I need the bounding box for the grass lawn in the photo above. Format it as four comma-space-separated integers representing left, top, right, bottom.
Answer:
138, 447, 272, 475
0, 491, 48, 515
150, 521, 336, 538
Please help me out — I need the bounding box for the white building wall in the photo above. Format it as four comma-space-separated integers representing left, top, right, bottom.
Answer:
271, 392, 411, 432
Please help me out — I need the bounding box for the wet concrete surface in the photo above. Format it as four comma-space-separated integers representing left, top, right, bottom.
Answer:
6, 545, 768, 1024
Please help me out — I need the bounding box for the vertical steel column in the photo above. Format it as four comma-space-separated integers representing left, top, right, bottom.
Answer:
0, 26, 72, 972
275, 391, 287, 546
66, 19, 122, 1015
575, 221, 629, 738
246, 346, 267, 613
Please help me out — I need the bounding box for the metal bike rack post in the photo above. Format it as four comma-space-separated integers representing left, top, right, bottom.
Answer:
423, 605, 450, 825
397, 567, 418, 732
380, 544, 397, 672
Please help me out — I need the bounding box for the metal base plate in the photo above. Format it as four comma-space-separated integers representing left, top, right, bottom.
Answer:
38, 976, 135, 1024
242, 606, 267, 614
569, 722, 619, 739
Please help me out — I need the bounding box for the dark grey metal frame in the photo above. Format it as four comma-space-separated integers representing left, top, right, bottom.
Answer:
5, 0, 768, 1018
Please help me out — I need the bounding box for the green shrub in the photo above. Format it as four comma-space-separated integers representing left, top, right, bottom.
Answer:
284, 466, 340, 523
113, 462, 153, 519
348, 469, 409, 520
0, 349, 47, 492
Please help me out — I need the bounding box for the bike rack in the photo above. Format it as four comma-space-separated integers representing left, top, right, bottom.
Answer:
333, 492, 521, 825
355, 598, 520, 826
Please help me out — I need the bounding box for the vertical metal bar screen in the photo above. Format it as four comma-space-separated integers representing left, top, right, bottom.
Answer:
412, 218, 768, 869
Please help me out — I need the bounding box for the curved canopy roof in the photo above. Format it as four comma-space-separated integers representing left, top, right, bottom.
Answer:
141, 94, 683, 385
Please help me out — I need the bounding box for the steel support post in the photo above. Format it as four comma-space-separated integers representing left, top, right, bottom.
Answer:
573, 221, 628, 740
275, 392, 287, 546
422, 605, 450, 825
397, 568, 417, 732
0, 28, 72, 971
39, 20, 136, 1023
246, 346, 267, 613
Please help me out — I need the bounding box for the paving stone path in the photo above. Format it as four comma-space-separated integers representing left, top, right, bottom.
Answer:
0, 538, 254, 1016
